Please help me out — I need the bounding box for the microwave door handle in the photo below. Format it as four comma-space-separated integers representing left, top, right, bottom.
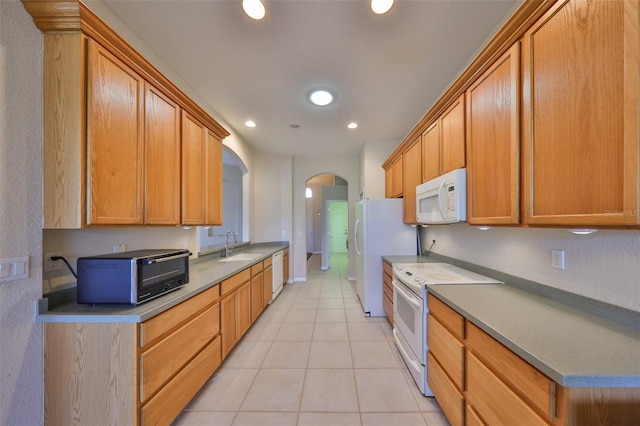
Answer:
438, 179, 447, 220
354, 219, 362, 256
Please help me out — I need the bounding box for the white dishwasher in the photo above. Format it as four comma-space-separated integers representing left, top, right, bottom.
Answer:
271, 250, 284, 301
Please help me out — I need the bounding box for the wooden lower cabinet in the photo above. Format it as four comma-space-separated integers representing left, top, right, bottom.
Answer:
427, 294, 465, 426
428, 294, 640, 426
250, 262, 264, 322
382, 260, 393, 325
141, 336, 221, 426
283, 248, 289, 284
263, 263, 273, 307
44, 285, 221, 426
429, 352, 464, 426
467, 351, 549, 426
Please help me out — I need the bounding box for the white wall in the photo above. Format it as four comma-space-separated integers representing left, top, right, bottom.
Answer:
422, 224, 640, 312
0, 2, 44, 423
252, 150, 293, 244
360, 138, 400, 199
293, 156, 361, 282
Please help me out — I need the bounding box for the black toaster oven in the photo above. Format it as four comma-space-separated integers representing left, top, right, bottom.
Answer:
76, 249, 190, 305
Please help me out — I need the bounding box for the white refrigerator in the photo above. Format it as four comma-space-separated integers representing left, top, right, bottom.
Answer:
355, 198, 416, 316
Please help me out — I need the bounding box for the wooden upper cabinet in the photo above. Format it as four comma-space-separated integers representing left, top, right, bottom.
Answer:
420, 93, 465, 184
205, 129, 223, 226
385, 167, 393, 198
86, 39, 144, 225
421, 121, 440, 183
403, 139, 422, 224
440, 93, 466, 175
466, 43, 520, 225
144, 83, 181, 225
522, 0, 639, 226
29, 2, 230, 229
385, 157, 403, 198
181, 111, 205, 225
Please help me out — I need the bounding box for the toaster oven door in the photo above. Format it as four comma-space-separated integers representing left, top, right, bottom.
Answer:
137, 252, 189, 301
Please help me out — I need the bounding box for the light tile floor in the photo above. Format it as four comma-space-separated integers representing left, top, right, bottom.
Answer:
175, 253, 449, 426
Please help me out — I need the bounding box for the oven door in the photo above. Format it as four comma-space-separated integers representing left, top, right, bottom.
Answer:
392, 278, 424, 364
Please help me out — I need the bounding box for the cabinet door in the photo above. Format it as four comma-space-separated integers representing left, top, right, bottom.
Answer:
385, 167, 393, 198
251, 272, 263, 322
403, 139, 422, 224
237, 281, 252, 338
205, 128, 223, 225
283, 251, 289, 284
181, 111, 205, 225
391, 157, 403, 197
144, 84, 181, 225
522, 0, 639, 226
440, 93, 466, 174
220, 292, 237, 357
87, 39, 144, 225
263, 264, 273, 308
466, 43, 520, 225
421, 122, 440, 183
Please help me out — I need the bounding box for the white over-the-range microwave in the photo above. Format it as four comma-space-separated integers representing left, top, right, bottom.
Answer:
416, 168, 466, 224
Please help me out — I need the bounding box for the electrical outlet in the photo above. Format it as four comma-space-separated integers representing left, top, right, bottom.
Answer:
113, 244, 126, 253
551, 249, 565, 270
44, 252, 62, 272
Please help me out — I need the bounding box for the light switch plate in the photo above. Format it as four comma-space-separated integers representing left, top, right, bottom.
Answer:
0, 256, 29, 283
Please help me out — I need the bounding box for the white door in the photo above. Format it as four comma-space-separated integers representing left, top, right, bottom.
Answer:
329, 201, 348, 253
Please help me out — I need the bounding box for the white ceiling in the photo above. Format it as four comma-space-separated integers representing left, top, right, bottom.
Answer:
99, 0, 520, 158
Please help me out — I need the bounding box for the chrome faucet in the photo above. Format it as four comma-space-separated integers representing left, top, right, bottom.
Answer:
225, 230, 237, 257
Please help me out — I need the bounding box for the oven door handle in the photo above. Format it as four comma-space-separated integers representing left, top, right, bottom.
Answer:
392, 279, 422, 311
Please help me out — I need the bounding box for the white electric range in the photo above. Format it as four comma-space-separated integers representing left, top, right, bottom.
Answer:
392, 262, 503, 396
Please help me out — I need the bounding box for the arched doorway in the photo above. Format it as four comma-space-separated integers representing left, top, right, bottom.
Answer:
305, 174, 348, 270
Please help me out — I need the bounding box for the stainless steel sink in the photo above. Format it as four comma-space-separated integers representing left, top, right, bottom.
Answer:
218, 253, 265, 262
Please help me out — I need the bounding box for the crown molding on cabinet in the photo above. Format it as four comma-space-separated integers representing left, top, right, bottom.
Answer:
382, 0, 556, 169
21, 0, 230, 140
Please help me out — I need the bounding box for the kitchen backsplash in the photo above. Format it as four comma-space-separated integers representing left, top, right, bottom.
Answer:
420, 224, 640, 313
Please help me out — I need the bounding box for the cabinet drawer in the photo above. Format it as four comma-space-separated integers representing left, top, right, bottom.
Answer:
466, 403, 485, 426
141, 335, 221, 426
383, 275, 393, 301
383, 261, 392, 277
221, 268, 251, 296
140, 304, 218, 403
466, 322, 554, 418
427, 314, 464, 389
263, 256, 272, 267
383, 292, 393, 326
251, 262, 263, 275
467, 352, 549, 426
428, 352, 464, 426
427, 294, 464, 340
140, 285, 219, 348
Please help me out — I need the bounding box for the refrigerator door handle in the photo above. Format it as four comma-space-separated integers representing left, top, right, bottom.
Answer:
354, 219, 361, 255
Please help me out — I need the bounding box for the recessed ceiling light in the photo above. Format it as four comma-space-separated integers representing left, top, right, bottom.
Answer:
347, 122, 358, 129
245, 120, 257, 128
309, 90, 334, 106
371, 0, 394, 14
242, 0, 265, 20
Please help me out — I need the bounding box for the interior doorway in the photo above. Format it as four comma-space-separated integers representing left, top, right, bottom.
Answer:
304, 173, 348, 271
